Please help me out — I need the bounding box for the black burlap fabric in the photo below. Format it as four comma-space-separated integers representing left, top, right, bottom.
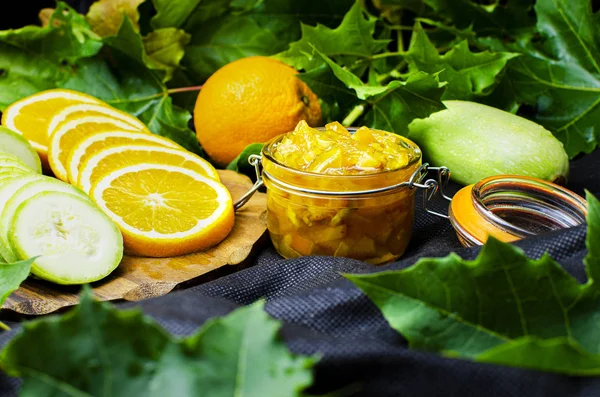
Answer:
0, 149, 598, 396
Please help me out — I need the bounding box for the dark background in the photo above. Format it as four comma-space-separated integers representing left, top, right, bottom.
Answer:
2, 2, 600, 396
0, 1, 62, 29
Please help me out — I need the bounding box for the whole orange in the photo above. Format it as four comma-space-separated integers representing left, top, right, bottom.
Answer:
193, 56, 322, 166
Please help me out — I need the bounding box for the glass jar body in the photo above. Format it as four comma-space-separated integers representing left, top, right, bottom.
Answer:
260, 128, 423, 265
264, 177, 416, 264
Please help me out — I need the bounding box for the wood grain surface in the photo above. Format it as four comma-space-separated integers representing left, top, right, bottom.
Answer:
2, 170, 267, 316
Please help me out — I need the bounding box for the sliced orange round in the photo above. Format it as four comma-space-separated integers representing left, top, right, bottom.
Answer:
78, 144, 219, 193
1, 89, 103, 164
66, 130, 181, 185
90, 163, 234, 257
47, 103, 148, 136
48, 116, 146, 181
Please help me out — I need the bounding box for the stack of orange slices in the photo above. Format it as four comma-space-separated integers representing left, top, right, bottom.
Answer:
1, 89, 235, 257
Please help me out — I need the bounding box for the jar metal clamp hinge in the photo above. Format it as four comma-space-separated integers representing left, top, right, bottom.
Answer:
409, 163, 452, 219
234, 154, 452, 217
233, 154, 265, 210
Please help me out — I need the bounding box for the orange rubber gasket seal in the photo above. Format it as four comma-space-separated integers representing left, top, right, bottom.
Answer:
449, 184, 520, 244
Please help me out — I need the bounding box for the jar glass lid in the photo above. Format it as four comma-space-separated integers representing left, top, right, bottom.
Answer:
448, 175, 588, 247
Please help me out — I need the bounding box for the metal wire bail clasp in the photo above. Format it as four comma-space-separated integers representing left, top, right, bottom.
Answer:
233, 154, 264, 211
409, 163, 452, 219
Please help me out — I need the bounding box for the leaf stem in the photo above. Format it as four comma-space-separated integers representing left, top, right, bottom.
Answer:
0, 321, 9, 332
397, 28, 405, 53
106, 85, 204, 105
376, 64, 407, 84
387, 25, 415, 31
342, 104, 366, 126
166, 85, 203, 94
372, 51, 407, 60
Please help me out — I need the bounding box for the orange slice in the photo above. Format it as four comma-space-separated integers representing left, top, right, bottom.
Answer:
1, 89, 103, 164
66, 130, 181, 185
90, 163, 234, 257
78, 144, 219, 193
48, 116, 146, 181
47, 103, 148, 135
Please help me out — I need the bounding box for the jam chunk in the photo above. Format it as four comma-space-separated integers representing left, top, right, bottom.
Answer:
273, 121, 411, 175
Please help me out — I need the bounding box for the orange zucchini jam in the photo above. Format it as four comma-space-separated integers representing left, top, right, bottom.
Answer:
262, 121, 422, 265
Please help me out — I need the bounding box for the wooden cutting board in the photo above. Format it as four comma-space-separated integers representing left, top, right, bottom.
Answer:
2, 170, 267, 316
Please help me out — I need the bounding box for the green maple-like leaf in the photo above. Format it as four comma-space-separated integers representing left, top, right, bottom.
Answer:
406, 22, 517, 100
0, 5, 200, 154
372, 0, 432, 15
0, 288, 315, 395
0, 258, 34, 306
104, 17, 191, 83
310, 48, 446, 134
184, 301, 315, 395
271, 5, 445, 132
298, 63, 361, 123
102, 16, 158, 71
361, 72, 446, 134
0, 2, 102, 109
423, 0, 536, 38
476, 337, 600, 376
151, 0, 230, 29
0, 258, 35, 330
585, 190, 600, 283
226, 143, 263, 173
142, 28, 191, 82
0, 2, 102, 64
86, 0, 145, 37
525, 0, 600, 158
346, 191, 600, 375
275, 1, 390, 71
64, 17, 202, 154
483, 0, 600, 158
151, 0, 355, 82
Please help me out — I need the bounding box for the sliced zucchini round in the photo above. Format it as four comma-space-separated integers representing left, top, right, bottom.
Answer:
0, 176, 90, 262
9, 191, 123, 285
0, 126, 42, 173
